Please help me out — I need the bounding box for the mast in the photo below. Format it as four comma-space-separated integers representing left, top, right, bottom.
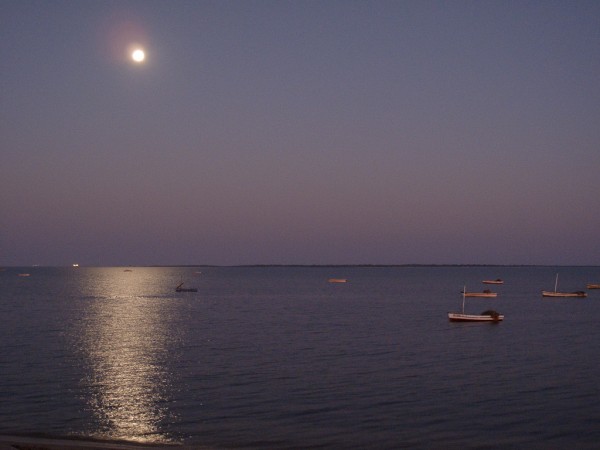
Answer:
462, 285, 466, 314
554, 273, 559, 293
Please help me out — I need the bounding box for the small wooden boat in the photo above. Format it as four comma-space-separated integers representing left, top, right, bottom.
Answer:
328, 278, 347, 283
176, 282, 197, 293
542, 290, 586, 298
18, 273, 31, 277
448, 286, 504, 322
586, 283, 600, 289
448, 311, 504, 322
542, 274, 587, 298
482, 279, 504, 285
462, 289, 498, 298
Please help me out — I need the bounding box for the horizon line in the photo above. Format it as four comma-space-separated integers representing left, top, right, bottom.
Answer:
3, 264, 600, 268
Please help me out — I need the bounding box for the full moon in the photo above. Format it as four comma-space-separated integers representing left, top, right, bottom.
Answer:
131, 49, 145, 62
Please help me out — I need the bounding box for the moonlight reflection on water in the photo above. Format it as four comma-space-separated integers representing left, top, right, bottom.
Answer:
75, 270, 180, 443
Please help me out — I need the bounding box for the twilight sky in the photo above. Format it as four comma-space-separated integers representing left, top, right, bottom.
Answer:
1, 0, 599, 266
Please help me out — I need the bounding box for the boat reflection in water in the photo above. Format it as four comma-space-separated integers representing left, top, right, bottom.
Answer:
74, 268, 181, 444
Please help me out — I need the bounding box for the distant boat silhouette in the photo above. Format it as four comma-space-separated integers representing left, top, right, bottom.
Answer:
176, 282, 197, 293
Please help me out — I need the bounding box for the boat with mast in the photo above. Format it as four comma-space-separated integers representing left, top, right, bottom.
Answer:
448, 286, 504, 322
542, 274, 586, 298
175, 281, 198, 293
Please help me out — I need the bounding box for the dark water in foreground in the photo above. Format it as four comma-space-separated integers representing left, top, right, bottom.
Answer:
1, 266, 600, 448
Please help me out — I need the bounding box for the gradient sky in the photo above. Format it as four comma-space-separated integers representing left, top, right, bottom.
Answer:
2, 0, 599, 266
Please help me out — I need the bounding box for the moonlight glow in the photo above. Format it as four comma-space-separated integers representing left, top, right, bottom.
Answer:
131, 49, 145, 63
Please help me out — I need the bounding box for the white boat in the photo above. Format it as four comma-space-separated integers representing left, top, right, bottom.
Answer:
542, 274, 587, 298
542, 291, 586, 297
448, 286, 504, 322
482, 279, 504, 285
448, 311, 504, 322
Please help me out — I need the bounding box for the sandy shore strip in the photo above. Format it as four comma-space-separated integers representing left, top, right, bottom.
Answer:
0, 435, 184, 450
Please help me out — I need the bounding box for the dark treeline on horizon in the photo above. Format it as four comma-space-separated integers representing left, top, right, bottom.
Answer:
4, 264, 599, 268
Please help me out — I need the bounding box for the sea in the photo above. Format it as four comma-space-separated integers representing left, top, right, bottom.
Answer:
1, 265, 600, 449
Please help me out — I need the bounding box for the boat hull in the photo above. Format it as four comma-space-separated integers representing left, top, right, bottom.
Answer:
541, 291, 586, 298
463, 293, 498, 298
482, 280, 504, 285
448, 313, 504, 322
586, 284, 600, 289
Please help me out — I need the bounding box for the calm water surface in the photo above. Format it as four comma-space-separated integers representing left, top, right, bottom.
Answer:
1, 266, 600, 448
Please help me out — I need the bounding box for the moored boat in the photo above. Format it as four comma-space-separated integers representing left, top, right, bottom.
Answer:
542, 274, 587, 298
448, 311, 504, 322
542, 290, 586, 298
328, 278, 347, 283
448, 286, 504, 322
176, 282, 198, 292
482, 278, 504, 285
586, 283, 600, 289
462, 289, 498, 298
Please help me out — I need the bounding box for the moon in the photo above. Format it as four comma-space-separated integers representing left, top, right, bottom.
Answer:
131, 48, 145, 63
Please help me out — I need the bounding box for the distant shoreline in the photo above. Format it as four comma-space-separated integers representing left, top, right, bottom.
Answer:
156, 264, 600, 268
3, 264, 599, 268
